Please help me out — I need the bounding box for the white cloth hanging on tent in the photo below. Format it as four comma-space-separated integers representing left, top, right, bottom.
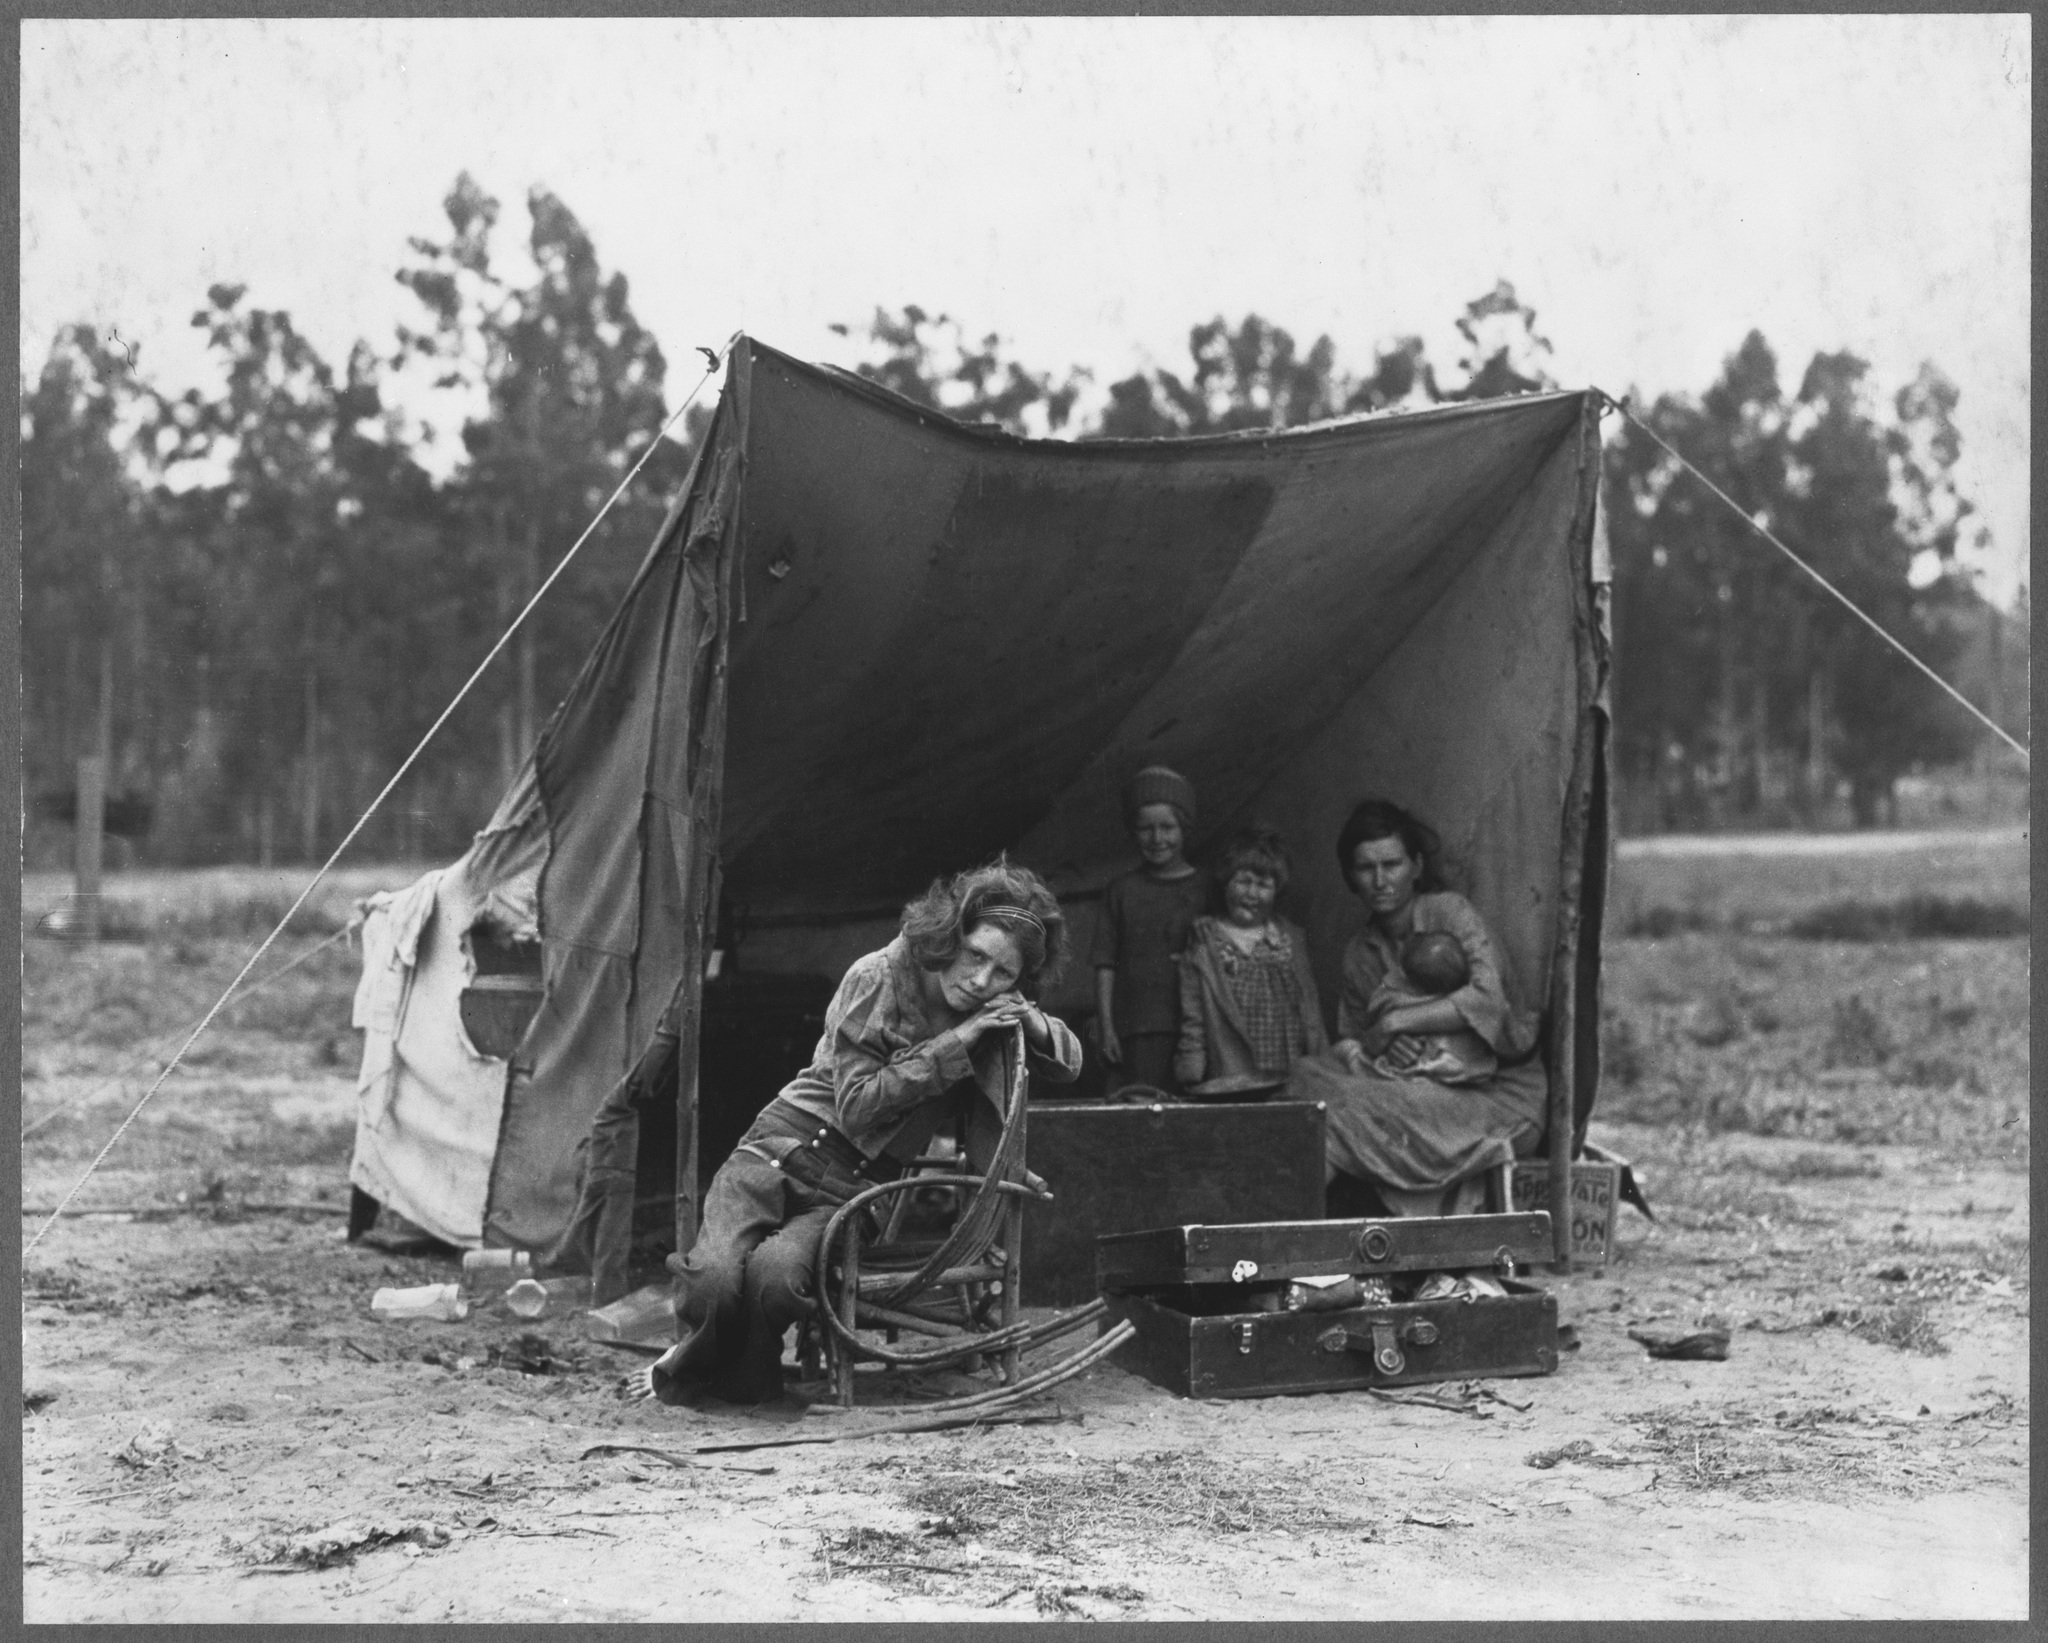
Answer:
349, 866, 508, 1247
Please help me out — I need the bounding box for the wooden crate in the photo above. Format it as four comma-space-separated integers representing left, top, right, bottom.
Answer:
1018, 1101, 1325, 1307
1501, 1160, 1621, 1269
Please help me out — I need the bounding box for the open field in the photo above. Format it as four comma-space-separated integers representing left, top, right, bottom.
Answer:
1609, 824, 2028, 936
18, 831, 2030, 1621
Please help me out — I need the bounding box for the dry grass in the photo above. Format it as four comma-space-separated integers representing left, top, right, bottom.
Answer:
1623, 1403, 1945, 1500
1611, 829, 2028, 936
1824, 1301, 1948, 1357
811, 1522, 1148, 1612
1748, 1149, 1886, 1182
21, 863, 428, 942
1596, 933, 2029, 1155
22, 920, 361, 1099
901, 1451, 1371, 1557
1789, 896, 2028, 941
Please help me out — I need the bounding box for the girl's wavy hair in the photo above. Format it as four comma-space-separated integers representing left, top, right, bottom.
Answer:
1214, 826, 1291, 893
900, 856, 1069, 995
1335, 799, 1447, 893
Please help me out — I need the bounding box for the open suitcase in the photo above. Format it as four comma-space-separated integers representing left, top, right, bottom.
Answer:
1097, 1212, 1560, 1399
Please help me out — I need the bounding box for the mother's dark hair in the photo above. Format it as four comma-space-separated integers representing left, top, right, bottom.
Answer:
1335, 799, 1446, 893
900, 856, 1069, 994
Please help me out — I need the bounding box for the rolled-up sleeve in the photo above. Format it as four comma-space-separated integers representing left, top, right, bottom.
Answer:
830, 959, 976, 1137
1436, 895, 1525, 1053
1030, 1014, 1085, 1084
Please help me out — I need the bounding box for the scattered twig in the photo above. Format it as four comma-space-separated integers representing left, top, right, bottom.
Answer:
834, 1560, 965, 1577
502, 1526, 615, 1540
577, 1442, 776, 1475
27, 1551, 129, 1574
691, 1404, 1070, 1455
1367, 1387, 1491, 1418
340, 1339, 381, 1365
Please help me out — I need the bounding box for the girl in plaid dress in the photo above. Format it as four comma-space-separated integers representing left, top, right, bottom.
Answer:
1173, 829, 1328, 1097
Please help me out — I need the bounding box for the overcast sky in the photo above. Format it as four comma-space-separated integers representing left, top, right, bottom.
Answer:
22, 16, 2031, 601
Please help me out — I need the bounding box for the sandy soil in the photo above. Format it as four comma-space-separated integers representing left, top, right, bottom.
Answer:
18, 901, 2030, 1622
20, 1122, 2027, 1622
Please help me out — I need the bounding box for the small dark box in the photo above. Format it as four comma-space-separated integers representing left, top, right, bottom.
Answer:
1020, 1101, 1326, 1307
1098, 1212, 1560, 1400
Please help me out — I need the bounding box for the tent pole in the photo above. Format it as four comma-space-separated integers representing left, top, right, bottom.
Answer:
673, 341, 747, 1263
1545, 397, 1609, 1272
672, 861, 718, 1257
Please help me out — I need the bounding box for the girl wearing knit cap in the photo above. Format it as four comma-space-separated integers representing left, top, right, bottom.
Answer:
1090, 766, 1207, 1097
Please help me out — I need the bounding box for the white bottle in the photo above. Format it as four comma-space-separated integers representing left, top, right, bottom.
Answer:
503, 1275, 595, 1320
460, 1248, 532, 1304
370, 1282, 468, 1322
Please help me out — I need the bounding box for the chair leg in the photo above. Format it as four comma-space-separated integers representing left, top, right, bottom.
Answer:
834, 1224, 860, 1409
999, 1194, 1022, 1388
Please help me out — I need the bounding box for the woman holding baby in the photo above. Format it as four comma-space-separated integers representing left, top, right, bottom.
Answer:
1283, 799, 1549, 1220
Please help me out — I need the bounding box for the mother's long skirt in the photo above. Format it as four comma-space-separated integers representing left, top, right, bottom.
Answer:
1283, 1051, 1549, 1195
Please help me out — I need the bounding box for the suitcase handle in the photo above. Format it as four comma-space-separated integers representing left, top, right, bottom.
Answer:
1317, 1316, 1440, 1374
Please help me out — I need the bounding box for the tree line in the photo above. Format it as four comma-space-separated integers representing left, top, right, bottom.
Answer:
22, 174, 2025, 867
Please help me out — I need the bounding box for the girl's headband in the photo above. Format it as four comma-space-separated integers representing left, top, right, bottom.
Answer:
974, 903, 1046, 937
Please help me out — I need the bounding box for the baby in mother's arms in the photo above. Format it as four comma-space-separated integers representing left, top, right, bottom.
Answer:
1352, 928, 1499, 1085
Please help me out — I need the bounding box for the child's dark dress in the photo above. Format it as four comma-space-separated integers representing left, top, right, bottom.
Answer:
1091, 869, 1208, 1095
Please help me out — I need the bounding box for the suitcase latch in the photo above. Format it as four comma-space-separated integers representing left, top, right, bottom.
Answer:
1357, 1226, 1395, 1265
1235, 1321, 1257, 1355
1369, 1320, 1404, 1376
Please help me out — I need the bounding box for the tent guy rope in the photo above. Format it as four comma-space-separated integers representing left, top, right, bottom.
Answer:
1598, 390, 2028, 765
23, 338, 738, 1263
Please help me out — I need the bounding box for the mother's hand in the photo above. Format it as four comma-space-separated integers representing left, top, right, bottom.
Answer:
1337, 1026, 1422, 1071
1332, 1037, 1372, 1077
1352, 1015, 1399, 1059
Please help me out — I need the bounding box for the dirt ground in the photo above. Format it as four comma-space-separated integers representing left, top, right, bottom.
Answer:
16, 844, 2032, 1622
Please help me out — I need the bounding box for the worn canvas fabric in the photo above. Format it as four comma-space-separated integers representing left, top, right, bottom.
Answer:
349, 869, 508, 1246
351, 337, 1611, 1255
346, 770, 545, 1246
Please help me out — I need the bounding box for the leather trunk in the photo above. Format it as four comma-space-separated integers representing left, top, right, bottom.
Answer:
1098, 1212, 1560, 1399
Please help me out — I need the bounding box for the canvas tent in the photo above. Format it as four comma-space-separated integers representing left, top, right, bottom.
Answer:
350, 335, 1611, 1272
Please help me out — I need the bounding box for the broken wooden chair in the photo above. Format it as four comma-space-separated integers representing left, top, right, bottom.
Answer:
807, 1027, 1111, 1409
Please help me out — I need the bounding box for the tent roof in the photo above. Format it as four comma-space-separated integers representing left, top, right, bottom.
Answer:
718, 342, 1588, 921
